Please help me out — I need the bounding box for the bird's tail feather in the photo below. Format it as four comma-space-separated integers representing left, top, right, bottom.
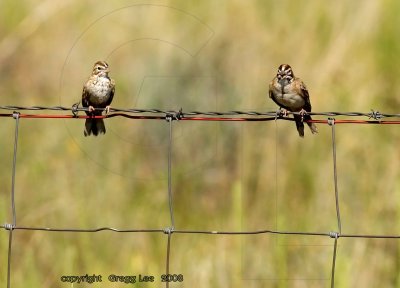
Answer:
293, 114, 318, 137
304, 114, 318, 134
294, 115, 305, 137
84, 118, 106, 137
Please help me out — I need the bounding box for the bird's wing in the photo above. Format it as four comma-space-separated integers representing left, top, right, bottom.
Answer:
82, 84, 97, 115
268, 80, 274, 99
296, 78, 312, 112
81, 85, 90, 108
105, 79, 115, 106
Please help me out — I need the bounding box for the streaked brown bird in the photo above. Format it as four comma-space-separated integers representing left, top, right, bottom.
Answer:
82, 61, 115, 136
269, 64, 318, 137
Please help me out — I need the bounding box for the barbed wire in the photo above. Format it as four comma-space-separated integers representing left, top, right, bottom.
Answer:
1, 105, 400, 125
0, 104, 397, 117
1, 106, 400, 288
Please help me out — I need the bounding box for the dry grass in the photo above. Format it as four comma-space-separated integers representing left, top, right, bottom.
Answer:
1, 1, 400, 287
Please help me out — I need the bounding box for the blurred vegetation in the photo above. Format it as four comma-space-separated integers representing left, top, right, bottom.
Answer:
1, 0, 400, 287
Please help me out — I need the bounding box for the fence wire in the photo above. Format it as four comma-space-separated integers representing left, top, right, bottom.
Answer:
0, 104, 399, 119
1, 106, 400, 288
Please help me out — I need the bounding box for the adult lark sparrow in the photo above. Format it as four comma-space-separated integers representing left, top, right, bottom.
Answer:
269, 64, 317, 137
82, 61, 115, 136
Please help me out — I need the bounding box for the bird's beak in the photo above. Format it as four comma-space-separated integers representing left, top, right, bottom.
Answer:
278, 78, 287, 86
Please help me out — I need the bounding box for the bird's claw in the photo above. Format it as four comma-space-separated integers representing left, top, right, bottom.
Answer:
275, 108, 289, 120
104, 106, 111, 115
279, 108, 289, 117
276, 108, 285, 119
299, 109, 307, 121
88, 106, 95, 112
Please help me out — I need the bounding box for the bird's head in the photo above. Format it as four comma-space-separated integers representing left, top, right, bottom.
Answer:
91, 61, 110, 77
276, 64, 294, 86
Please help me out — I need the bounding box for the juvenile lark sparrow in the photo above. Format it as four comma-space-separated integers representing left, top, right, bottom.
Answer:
82, 61, 115, 136
269, 64, 317, 137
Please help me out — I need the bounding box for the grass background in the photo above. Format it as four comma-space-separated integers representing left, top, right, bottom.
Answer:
1, 0, 400, 287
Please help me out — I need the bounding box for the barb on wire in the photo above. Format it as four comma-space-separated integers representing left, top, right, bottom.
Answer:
165, 108, 183, 121
71, 102, 79, 117
368, 109, 383, 120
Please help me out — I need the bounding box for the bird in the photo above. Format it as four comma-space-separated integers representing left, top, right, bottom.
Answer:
269, 64, 317, 137
82, 61, 115, 136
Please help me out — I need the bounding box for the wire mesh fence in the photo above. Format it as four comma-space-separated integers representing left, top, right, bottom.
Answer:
1, 106, 400, 288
